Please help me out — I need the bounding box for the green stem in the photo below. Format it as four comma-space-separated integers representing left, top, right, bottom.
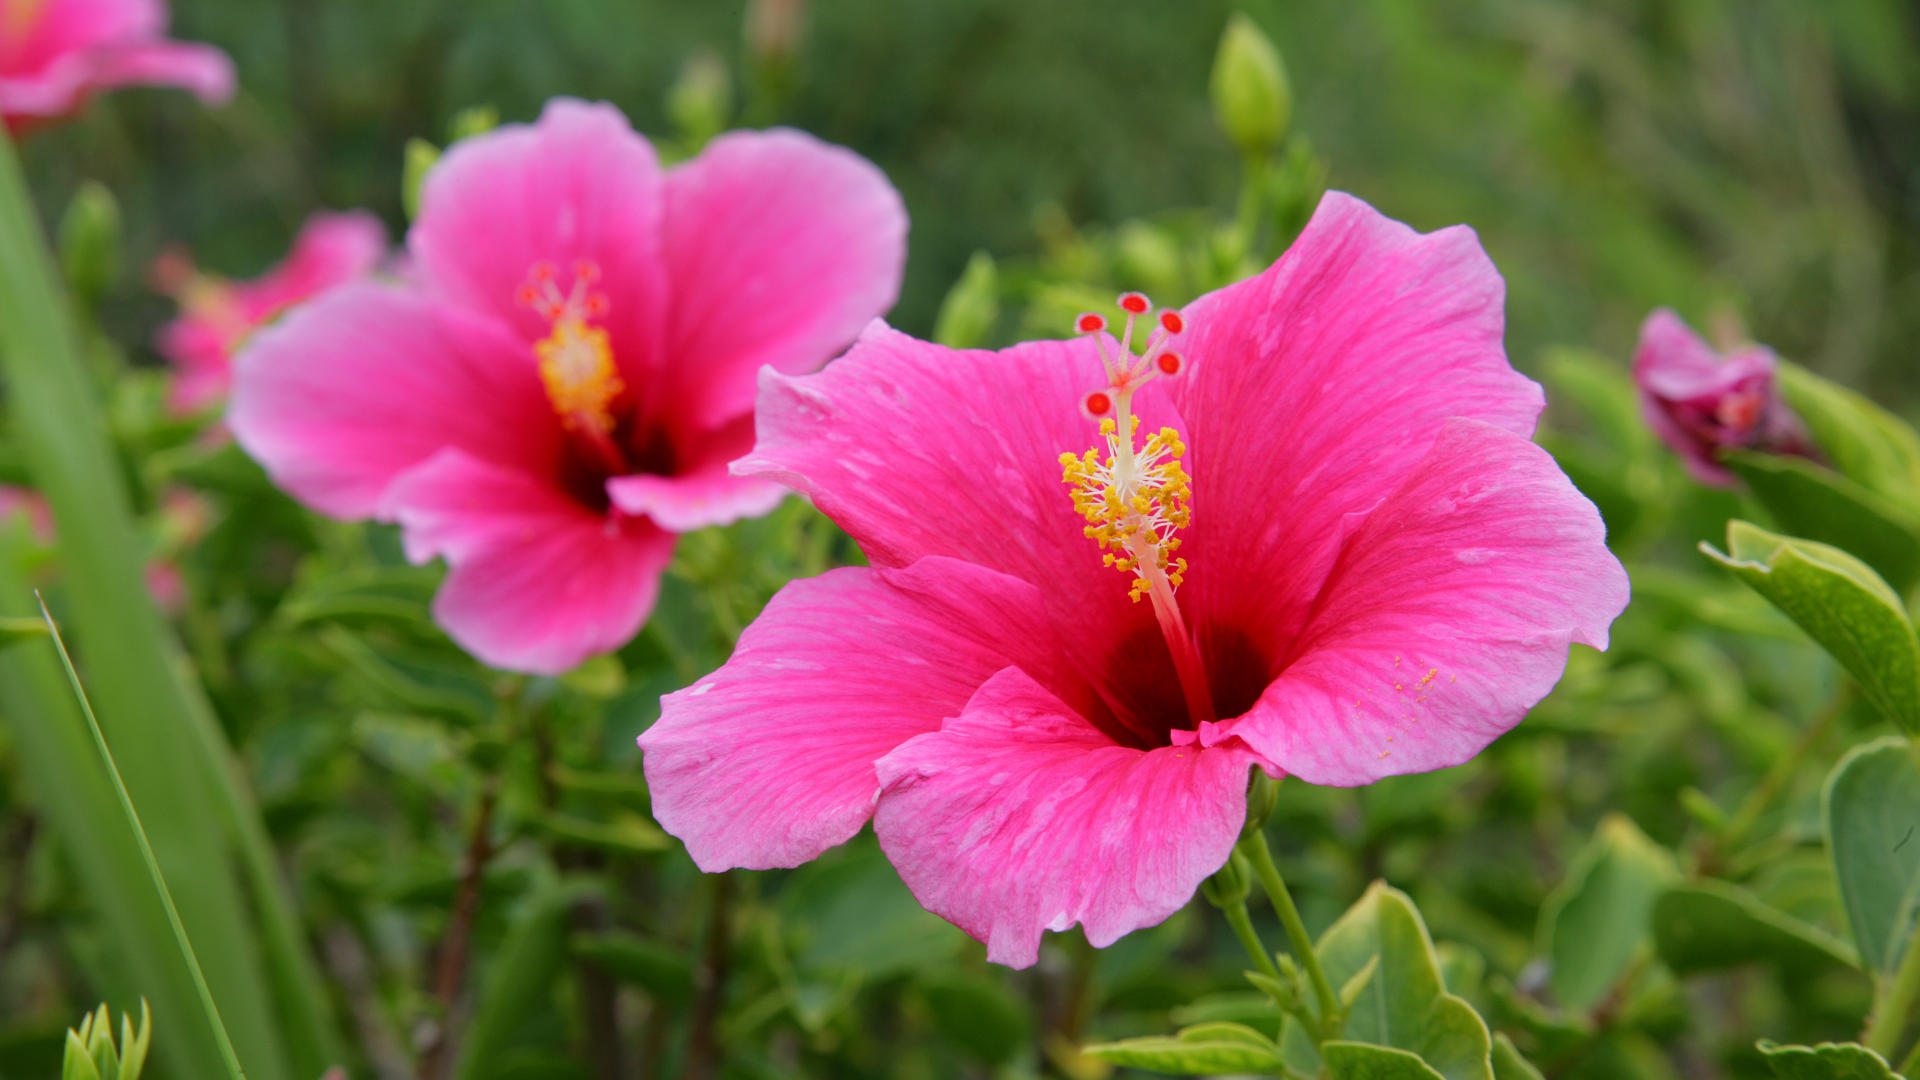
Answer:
1220, 897, 1283, 984
1232, 152, 1270, 259
1865, 924, 1920, 1060
38, 596, 246, 1080
1715, 689, 1848, 860
1242, 830, 1341, 1037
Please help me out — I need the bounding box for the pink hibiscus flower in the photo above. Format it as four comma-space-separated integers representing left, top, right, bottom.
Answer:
1633, 308, 1814, 487
639, 192, 1630, 967
229, 99, 907, 674
154, 210, 387, 415
1, 0, 233, 133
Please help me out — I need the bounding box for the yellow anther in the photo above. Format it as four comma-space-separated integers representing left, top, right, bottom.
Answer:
1060, 417, 1191, 596
536, 318, 623, 434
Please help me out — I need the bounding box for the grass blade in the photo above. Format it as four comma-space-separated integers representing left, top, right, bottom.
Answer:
35, 592, 248, 1080
0, 128, 342, 1077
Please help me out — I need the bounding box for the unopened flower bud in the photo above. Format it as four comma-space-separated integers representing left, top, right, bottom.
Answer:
402, 138, 440, 222
1200, 851, 1253, 908
59, 181, 120, 309
447, 105, 500, 143
668, 52, 734, 149
1241, 771, 1278, 838
1210, 14, 1292, 158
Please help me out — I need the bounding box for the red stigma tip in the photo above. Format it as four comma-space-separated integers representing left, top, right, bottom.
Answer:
1119, 292, 1150, 314
1083, 391, 1113, 418
573, 259, 601, 282
1156, 351, 1184, 376
1077, 313, 1107, 334
515, 284, 540, 306
531, 260, 557, 281
1159, 310, 1184, 334
586, 294, 610, 316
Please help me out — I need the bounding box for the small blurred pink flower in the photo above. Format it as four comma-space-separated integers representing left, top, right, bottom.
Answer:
230, 98, 907, 674
1633, 309, 1814, 487
639, 192, 1630, 967
0, 482, 207, 613
0, 483, 53, 542
154, 210, 386, 416
0, 0, 233, 133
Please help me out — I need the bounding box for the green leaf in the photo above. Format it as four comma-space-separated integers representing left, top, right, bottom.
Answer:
1538, 814, 1678, 1012
931, 250, 999, 349
1489, 1034, 1546, 1080
1651, 880, 1858, 975
1322, 1042, 1448, 1080
920, 972, 1031, 1065
534, 811, 672, 856
64, 1032, 102, 1080
1280, 883, 1493, 1080
1083, 1034, 1287, 1075
1723, 453, 1920, 595
1703, 520, 1920, 735
570, 931, 694, 1006
1824, 738, 1920, 974
1756, 1039, 1904, 1079
453, 881, 583, 1080
1777, 361, 1920, 508
0, 132, 340, 1080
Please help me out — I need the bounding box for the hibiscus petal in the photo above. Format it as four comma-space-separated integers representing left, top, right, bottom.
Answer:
409, 98, 667, 389
0, 39, 234, 118
228, 282, 560, 519
737, 325, 1192, 732
238, 210, 387, 320
1168, 192, 1543, 692
1213, 419, 1629, 785
606, 413, 785, 532
385, 449, 675, 675
641, 556, 1082, 872
657, 128, 907, 433
874, 667, 1261, 968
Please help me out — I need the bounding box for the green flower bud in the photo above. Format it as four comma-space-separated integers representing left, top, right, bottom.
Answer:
668, 51, 734, 149
1241, 770, 1278, 838
59, 181, 120, 310
932, 251, 998, 349
402, 137, 440, 223
1210, 13, 1292, 158
447, 105, 501, 143
1200, 850, 1252, 908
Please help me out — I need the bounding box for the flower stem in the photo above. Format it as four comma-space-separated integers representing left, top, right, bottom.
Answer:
1220, 895, 1283, 984
1242, 830, 1341, 1038
1864, 922, 1920, 1061
1712, 688, 1847, 864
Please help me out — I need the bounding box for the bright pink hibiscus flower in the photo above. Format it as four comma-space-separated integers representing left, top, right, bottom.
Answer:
640, 192, 1630, 967
1633, 308, 1814, 487
229, 99, 907, 674
1, 0, 233, 133
154, 210, 387, 415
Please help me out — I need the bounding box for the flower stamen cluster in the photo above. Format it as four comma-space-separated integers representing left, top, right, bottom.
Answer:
519, 259, 622, 435
1061, 417, 1190, 601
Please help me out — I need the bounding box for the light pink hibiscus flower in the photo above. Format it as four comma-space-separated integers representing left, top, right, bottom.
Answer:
1633, 308, 1814, 487
1, 0, 233, 133
154, 210, 387, 415
640, 192, 1630, 967
229, 99, 907, 674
